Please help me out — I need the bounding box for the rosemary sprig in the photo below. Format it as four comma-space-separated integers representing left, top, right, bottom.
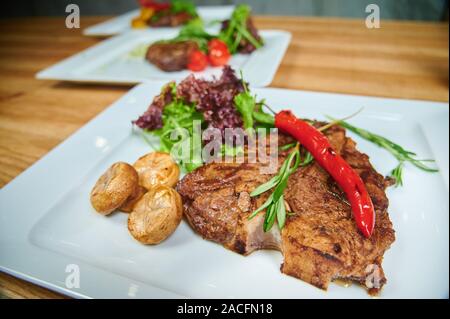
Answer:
390, 161, 404, 187
279, 143, 314, 167
248, 145, 301, 231
318, 108, 364, 132
279, 142, 296, 151
326, 116, 439, 186
300, 151, 314, 166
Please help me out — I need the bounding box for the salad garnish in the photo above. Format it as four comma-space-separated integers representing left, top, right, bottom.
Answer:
219, 4, 264, 54
134, 67, 270, 172
172, 18, 215, 52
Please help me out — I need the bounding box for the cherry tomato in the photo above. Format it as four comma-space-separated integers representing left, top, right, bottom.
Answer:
187, 50, 208, 72
207, 39, 231, 67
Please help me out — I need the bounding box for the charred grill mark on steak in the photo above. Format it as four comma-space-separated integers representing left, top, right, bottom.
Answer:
177, 126, 395, 294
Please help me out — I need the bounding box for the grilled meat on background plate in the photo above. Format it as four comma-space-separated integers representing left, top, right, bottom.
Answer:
149, 10, 194, 27
146, 41, 199, 72
177, 125, 395, 294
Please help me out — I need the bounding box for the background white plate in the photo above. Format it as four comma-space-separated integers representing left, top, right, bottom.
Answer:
36, 30, 291, 87
0, 82, 448, 299
83, 6, 235, 37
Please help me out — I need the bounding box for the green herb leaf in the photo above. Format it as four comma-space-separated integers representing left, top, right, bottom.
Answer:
172, 18, 213, 52
263, 204, 277, 232
171, 0, 198, 17
250, 175, 280, 197
141, 85, 205, 173
248, 146, 300, 232
248, 194, 273, 219
276, 195, 286, 230
219, 4, 263, 54
235, 23, 263, 49
300, 151, 314, 167
270, 151, 299, 205
234, 72, 273, 129
390, 161, 404, 187
253, 111, 275, 126
279, 142, 297, 151
234, 91, 255, 130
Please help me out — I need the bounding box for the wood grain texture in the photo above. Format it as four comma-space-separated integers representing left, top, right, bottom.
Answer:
0, 16, 448, 299
0, 272, 68, 299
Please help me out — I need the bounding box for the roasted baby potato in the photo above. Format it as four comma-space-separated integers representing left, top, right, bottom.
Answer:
133, 152, 180, 190
90, 162, 139, 215
128, 185, 183, 244
119, 185, 147, 213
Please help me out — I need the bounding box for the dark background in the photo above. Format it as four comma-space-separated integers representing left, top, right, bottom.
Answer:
2, 0, 449, 21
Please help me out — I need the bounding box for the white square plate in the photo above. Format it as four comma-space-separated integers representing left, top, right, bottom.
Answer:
83, 6, 235, 37
36, 30, 291, 87
0, 82, 448, 298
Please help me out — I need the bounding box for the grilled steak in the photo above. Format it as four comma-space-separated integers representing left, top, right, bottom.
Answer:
178, 162, 282, 253
177, 125, 395, 293
146, 41, 199, 72
149, 11, 194, 27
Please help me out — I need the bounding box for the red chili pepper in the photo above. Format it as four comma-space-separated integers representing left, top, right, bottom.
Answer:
187, 50, 208, 72
139, 0, 171, 11
275, 110, 375, 238
207, 39, 231, 67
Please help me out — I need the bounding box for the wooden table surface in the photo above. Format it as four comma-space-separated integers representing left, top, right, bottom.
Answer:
0, 16, 448, 299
